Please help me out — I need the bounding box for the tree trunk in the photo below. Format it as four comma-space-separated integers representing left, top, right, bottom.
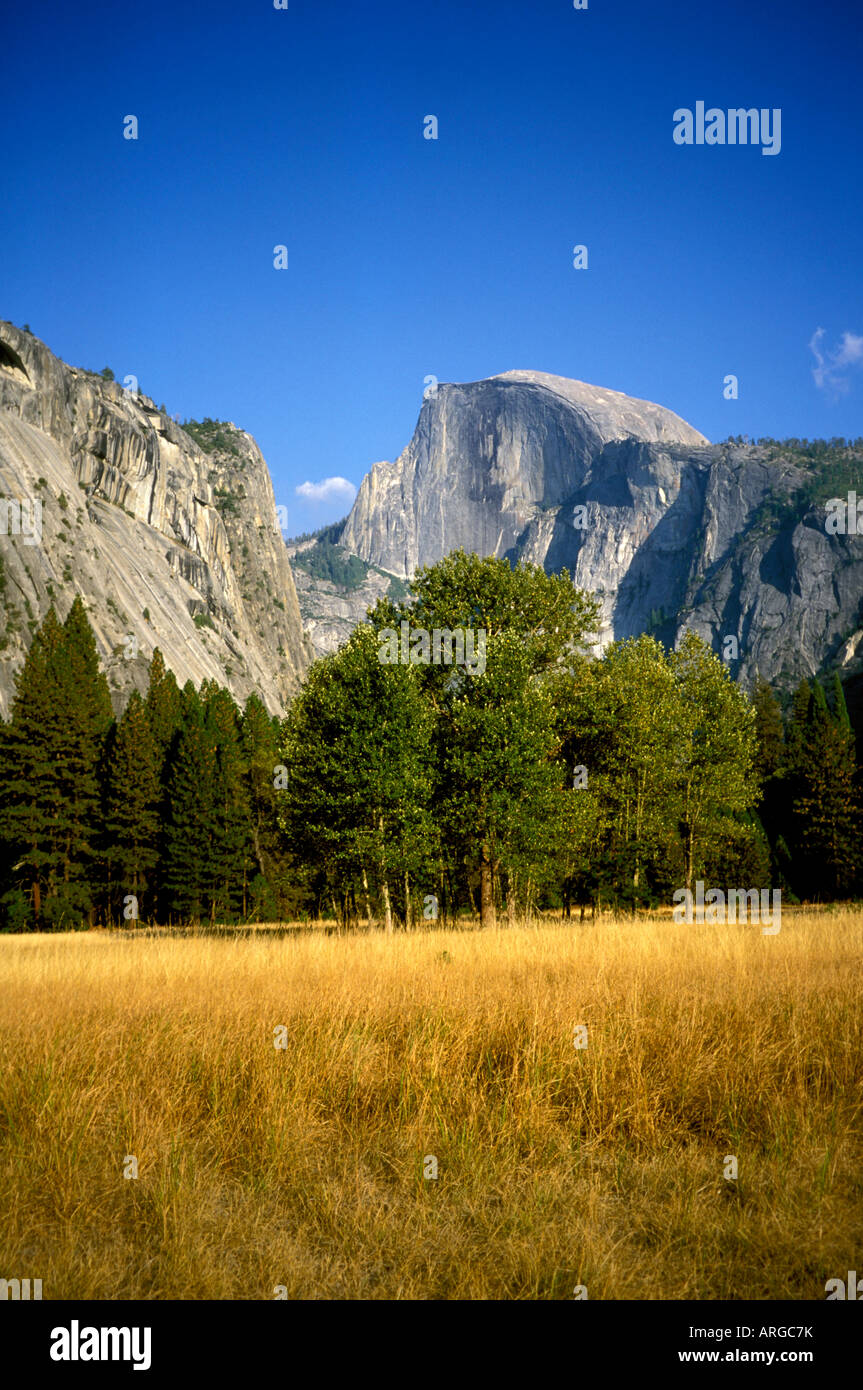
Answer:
378, 812, 393, 934
361, 868, 373, 927
480, 847, 496, 930
381, 877, 393, 935
403, 870, 411, 931
467, 879, 478, 916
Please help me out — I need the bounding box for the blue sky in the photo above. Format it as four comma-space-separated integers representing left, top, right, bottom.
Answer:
3, 0, 862, 535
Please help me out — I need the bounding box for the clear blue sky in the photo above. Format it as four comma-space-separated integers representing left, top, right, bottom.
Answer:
3, 0, 862, 535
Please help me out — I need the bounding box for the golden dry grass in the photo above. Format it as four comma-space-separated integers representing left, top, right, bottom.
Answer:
1, 910, 862, 1300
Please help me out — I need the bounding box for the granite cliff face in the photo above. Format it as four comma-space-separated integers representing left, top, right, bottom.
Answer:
342, 372, 708, 578
0, 322, 311, 716
330, 371, 863, 689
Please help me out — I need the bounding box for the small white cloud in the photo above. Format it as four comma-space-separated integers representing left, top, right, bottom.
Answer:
834, 331, 863, 367
295, 476, 357, 504
809, 327, 863, 398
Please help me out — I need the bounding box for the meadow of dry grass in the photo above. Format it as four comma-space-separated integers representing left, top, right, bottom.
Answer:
1, 910, 861, 1300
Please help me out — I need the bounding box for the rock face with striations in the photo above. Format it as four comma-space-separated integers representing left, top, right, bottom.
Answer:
335, 371, 863, 689
0, 321, 311, 717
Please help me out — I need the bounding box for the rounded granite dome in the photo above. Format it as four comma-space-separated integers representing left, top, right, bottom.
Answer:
485, 370, 709, 447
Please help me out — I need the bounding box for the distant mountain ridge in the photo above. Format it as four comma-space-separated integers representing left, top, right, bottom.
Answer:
305, 371, 863, 690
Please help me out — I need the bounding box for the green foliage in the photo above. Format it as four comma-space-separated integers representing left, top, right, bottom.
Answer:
0, 599, 112, 929
289, 519, 347, 546
743, 439, 863, 532
0, 554, 859, 931
212, 485, 243, 516
293, 539, 369, 590
387, 574, 410, 602
162, 686, 221, 923
181, 417, 241, 456
785, 678, 860, 898
103, 691, 161, 919
368, 551, 601, 924
279, 625, 437, 927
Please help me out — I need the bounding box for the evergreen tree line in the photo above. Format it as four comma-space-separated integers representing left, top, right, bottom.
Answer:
752, 673, 861, 901
0, 558, 859, 931
0, 599, 285, 929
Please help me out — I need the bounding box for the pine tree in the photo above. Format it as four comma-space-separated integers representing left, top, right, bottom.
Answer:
204, 683, 252, 920
752, 675, 785, 781
0, 599, 112, 928
162, 685, 219, 923
831, 672, 852, 730
145, 648, 182, 757
242, 693, 283, 917
104, 690, 161, 921
144, 649, 183, 917
57, 598, 114, 921
0, 608, 67, 927
786, 680, 813, 775
790, 681, 860, 898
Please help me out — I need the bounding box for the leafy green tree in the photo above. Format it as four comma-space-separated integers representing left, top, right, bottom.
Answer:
436, 629, 580, 922
670, 631, 759, 890
370, 551, 600, 927
279, 625, 437, 930
562, 634, 682, 907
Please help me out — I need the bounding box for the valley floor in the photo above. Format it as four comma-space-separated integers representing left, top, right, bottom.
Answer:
1, 911, 861, 1299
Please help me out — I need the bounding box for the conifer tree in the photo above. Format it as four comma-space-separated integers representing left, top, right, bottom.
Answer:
242, 693, 283, 915
0, 607, 68, 927
57, 598, 114, 921
831, 672, 852, 730
752, 675, 785, 782
162, 684, 219, 922
789, 680, 859, 898
786, 680, 813, 774
104, 690, 161, 921
145, 648, 182, 758
204, 683, 252, 919
0, 600, 111, 928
